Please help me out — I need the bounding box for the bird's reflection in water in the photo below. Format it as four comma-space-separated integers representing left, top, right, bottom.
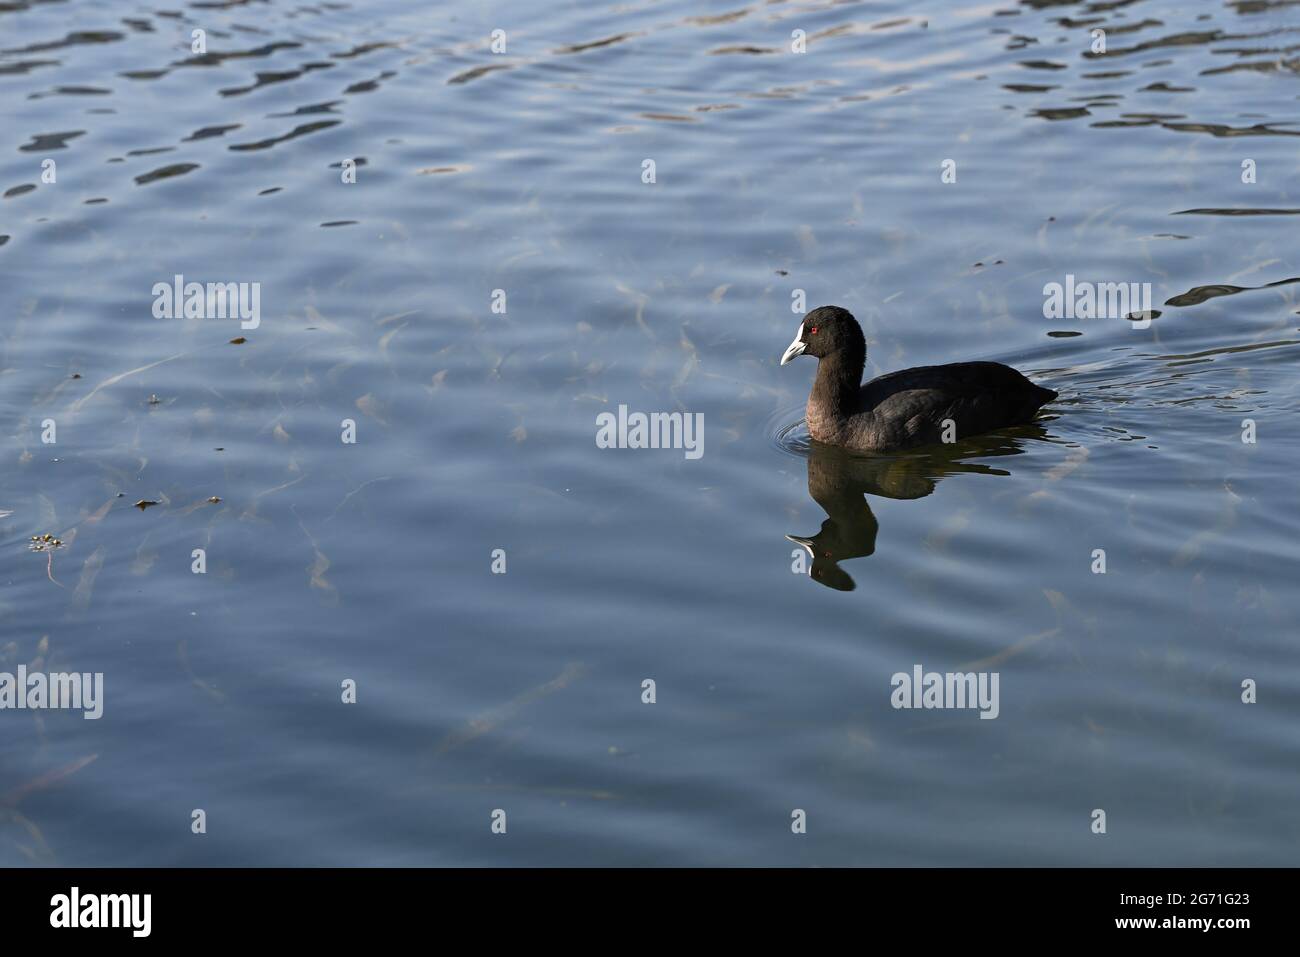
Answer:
788, 425, 1049, 591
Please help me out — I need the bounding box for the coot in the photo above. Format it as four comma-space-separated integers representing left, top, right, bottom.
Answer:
780, 306, 1056, 452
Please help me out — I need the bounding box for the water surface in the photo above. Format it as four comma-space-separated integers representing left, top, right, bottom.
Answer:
1, 0, 1298, 865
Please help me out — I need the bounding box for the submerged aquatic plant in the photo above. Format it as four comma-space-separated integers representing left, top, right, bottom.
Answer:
27, 534, 65, 586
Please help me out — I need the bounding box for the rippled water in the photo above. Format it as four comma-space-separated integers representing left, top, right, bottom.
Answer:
2, 0, 1298, 866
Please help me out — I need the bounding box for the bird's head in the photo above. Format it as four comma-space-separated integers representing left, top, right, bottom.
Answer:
780, 305, 864, 365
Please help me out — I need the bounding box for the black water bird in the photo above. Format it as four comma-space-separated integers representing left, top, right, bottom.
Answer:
780, 306, 1056, 452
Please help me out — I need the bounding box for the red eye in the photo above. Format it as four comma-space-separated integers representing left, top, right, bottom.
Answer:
810, 326, 818, 335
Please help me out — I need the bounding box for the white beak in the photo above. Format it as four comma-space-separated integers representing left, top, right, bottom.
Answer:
780, 326, 807, 365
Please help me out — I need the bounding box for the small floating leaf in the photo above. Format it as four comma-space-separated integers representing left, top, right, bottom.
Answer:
229, 336, 246, 345
28, 534, 65, 552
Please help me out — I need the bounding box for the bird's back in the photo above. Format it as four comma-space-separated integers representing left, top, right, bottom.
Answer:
839, 361, 1056, 451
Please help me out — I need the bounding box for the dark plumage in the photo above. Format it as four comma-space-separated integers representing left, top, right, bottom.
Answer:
780, 305, 1056, 452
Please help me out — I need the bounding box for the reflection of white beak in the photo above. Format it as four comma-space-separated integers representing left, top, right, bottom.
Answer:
785, 533, 815, 555
780, 330, 806, 365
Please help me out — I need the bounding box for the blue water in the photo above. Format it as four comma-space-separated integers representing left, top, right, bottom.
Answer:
1, 0, 1298, 865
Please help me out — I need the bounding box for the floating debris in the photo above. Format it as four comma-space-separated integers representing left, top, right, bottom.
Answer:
69, 352, 185, 413
147, 393, 160, 405
229, 336, 246, 345
133, 500, 159, 510
29, 534, 65, 586
207, 496, 221, 504
28, 534, 63, 552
